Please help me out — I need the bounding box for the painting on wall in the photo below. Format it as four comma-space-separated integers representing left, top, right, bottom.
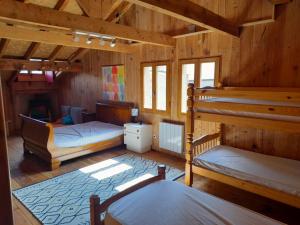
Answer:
102, 65, 125, 101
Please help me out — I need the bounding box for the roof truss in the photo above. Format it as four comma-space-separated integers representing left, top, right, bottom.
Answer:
0, 0, 175, 47
126, 0, 240, 37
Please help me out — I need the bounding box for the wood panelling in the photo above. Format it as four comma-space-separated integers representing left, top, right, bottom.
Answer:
57, 1, 300, 158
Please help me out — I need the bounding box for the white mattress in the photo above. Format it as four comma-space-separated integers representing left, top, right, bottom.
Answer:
105, 181, 284, 225
54, 121, 124, 148
199, 97, 300, 122
193, 145, 300, 197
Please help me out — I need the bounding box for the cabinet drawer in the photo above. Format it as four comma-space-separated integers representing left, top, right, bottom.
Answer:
124, 132, 141, 145
124, 126, 142, 135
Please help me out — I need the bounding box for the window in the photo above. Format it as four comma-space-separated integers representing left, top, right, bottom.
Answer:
141, 62, 170, 113
180, 57, 220, 113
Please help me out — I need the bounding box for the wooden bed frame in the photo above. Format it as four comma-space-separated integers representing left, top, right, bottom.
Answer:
90, 165, 166, 225
20, 100, 134, 170
185, 83, 300, 208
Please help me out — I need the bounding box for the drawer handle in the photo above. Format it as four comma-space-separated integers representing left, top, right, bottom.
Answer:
137, 129, 139, 133
137, 136, 139, 140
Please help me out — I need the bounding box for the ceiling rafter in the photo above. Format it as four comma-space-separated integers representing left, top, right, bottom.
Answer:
104, 1, 133, 23
126, 0, 240, 37
0, 0, 175, 47
24, 42, 41, 60
68, 48, 90, 63
21, 0, 70, 61
0, 39, 10, 58
48, 45, 64, 61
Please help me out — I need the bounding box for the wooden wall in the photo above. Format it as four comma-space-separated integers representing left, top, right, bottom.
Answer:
57, 1, 300, 159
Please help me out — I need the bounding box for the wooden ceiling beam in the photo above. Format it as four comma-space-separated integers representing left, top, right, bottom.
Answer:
0, 58, 82, 72
126, 0, 240, 37
48, 45, 64, 61
22, 0, 70, 60
54, 0, 71, 10
68, 48, 89, 63
0, 0, 175, 47
24, 42, 41, 60
105, 1, 133, 23
0, 24, 136, 54
0, 39, 10, 58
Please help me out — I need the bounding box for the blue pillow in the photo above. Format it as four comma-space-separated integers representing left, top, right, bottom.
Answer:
62, 115, 73, 125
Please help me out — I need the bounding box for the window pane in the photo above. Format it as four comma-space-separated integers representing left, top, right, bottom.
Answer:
200, 62, 215, 88
156, 65, 167, 111
181, 64, 195, 113
143, 66, 152, 109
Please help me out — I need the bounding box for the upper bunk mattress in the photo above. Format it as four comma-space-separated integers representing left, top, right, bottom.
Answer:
193, 145, 300, 197
198, 97, 300, 122
104, 180, 284, 225
54, 121, 124, 148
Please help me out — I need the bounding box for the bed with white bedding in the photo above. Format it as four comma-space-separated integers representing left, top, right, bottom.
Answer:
54, 121, 124, 148
20, 101, 134, 170
193, 145, 300, 197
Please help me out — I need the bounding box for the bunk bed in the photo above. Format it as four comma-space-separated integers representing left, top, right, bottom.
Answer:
185, 83, 300, 208
90, 165, 283, 225
20, 101, 133, 170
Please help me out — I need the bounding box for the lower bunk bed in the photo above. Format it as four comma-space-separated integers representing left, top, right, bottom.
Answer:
20, 101, 134, 170
90, 166, 284, 225
185, 84, 300, 208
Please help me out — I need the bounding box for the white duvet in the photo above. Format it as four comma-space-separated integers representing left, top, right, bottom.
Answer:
54, 121, 124, 148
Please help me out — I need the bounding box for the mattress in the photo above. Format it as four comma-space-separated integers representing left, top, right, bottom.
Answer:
54, 121, 124, 148
198, 97, 300, 122
104, 180, 284, 225
193, 145, 300, 197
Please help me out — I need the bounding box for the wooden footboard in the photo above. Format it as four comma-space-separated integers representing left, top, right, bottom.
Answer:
185, 132, 220, 186
20, 114, 59, 169
90, 165, 166, 225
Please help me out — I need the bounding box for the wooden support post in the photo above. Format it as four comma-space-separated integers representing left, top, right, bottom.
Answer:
90, 195, 101, 225
185, 83, 194, 186
0, 79, 14, 225
158, 164, 166, 180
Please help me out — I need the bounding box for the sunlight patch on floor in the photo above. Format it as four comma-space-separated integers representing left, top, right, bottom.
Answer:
79, 159, 119, 173
91, 163, 132, 180
115, 173, 154, 192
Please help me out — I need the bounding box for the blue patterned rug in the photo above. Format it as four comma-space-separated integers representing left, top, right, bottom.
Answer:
13, 153, 184, 225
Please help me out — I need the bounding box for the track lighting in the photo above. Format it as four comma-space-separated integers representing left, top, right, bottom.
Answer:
99, 38, 105, 46
86, 37, 92, 45
73, 35, 80, 42
110, 39, 116, 48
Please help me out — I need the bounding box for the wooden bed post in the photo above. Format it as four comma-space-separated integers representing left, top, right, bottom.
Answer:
90, 195, 102, 225
158, 164, 166, 180
185, 83, 194, 186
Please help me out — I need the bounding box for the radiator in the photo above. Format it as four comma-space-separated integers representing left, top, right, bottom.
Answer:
159, 122, 184, 154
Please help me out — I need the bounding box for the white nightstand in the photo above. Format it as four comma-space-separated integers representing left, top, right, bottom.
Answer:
124, 123, 152, 153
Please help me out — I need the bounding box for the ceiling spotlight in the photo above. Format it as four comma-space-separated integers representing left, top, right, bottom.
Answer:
99, 38, 105, 46
73, 35, 80, 42
110, 39, 116, 48
86, 37, 92, 45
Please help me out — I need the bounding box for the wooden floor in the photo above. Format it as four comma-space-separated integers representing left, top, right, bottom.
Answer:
8, 136, 299, 225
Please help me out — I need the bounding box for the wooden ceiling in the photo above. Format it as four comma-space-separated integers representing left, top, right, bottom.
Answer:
0, 0, 291, 64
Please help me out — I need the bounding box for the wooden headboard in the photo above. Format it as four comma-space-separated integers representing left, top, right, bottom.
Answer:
96, 100, 134, 126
